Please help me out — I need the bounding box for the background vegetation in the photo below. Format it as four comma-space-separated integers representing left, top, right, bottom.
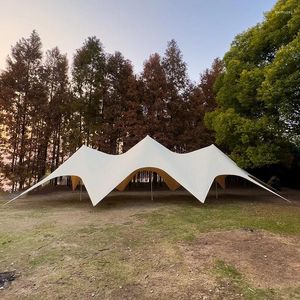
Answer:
0, 0, 299, 192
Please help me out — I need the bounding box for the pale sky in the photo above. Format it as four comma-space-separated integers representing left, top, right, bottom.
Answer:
0, 0, 276, 81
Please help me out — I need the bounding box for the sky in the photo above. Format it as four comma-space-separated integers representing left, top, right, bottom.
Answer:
0, 0, 277, 82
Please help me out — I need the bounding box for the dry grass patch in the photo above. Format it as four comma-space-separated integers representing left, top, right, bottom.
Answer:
0, 189, 299, 299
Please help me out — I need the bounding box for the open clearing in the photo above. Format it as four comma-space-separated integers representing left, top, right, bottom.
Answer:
0, 188, 300, 299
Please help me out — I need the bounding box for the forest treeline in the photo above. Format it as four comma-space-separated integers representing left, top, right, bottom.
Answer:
0, 0, 299, 191
0, 33, 223, 191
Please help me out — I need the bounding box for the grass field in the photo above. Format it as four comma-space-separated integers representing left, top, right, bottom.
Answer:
0, 188, 299, 299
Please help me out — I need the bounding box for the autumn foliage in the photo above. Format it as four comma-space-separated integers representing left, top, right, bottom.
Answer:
0, 34, 221, 191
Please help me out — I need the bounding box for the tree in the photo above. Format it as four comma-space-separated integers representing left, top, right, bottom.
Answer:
205, 0, 300, 168
0, 31, 46, 190
184, 58, 224, 151
104, 52, 144, 153
141, 53, 169, 145
162, 40, 189, 151
42, 47, 69, 179
120, 75, 145, 152
101, 52, 136, 153
260, 31, 300, 146
71, 36, 106, 148
162, 39, 189, 92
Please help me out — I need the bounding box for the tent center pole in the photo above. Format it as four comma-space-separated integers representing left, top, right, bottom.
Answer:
150, 172, 153, 201
80, 179, 82, 201
215, 180, 218, 199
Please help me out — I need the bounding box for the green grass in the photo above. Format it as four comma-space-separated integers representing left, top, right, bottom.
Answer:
29, 250, 63, 268
0, 193, 299, 299
214, 260, 276, 300
137, 201, 300, 243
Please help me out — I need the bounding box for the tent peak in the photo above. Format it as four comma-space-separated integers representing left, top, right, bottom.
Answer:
144, 135, 156, 141
77, 144, 91, 150
140, 135, 162, 145
209, 144, 219, 148
131, 135, 169, 153
208, 144, 227, 152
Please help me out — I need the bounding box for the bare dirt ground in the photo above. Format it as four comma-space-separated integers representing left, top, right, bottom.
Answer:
0, 187, 299, 299
183, 229, 300, 288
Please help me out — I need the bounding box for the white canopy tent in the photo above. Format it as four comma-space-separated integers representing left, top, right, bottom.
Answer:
8, 136, 288, 206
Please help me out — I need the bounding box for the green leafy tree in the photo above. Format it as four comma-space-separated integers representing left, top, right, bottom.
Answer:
205, 0, 300, 168
260, 31, 300, 146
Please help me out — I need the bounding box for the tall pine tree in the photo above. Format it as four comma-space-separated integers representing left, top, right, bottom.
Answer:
0, 31, 46, 190
102, 51, 135, 153
43, 47, 69, 179
184, 58, 224, 151
72, 36, 106, 148
141, 53, 169, 146
162, 40, 189, 152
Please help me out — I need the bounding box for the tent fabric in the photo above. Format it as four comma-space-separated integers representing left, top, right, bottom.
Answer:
114, 167, 181, 192
215, 175, 226, 189
8, 135, 288, 206
71, 176, 81, 191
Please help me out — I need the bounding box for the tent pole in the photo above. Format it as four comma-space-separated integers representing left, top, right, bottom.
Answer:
80, 179, 82, 201
215, 180, 218, 199
150, 172, 153, 201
